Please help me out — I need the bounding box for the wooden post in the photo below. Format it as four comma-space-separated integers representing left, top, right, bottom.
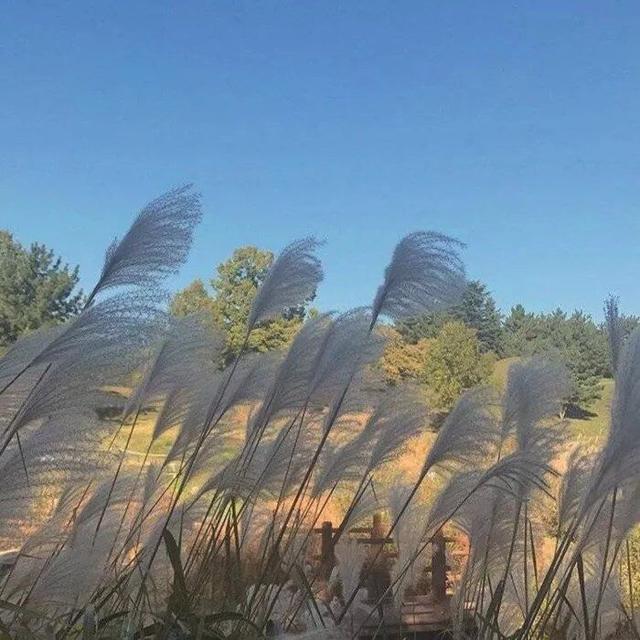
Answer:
371, 513, 384, 554
367, 513, 391, 603
320, 521, 334, 579
431, 529, 447, 602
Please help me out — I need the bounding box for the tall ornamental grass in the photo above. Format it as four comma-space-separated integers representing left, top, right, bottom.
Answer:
0, 186, 638, 640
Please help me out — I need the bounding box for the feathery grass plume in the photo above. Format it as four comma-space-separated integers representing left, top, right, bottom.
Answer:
247, 237, 323, 329
332, 538, 366, 605
588, 329, 640, 504
561, 546, 624, 639
2, 356, 125, 443
203, 415, 244, 464
352, 459, 547, 639
85, 185, 202, 305
353, 454, 553, 631
501, 356, 569, 449
451, 489, 516, 614
0, 294, 161, 418
426, 470, 492, 540
151, 386, 195, 442
214, 351, 282, 423
123, 314, 224, 421
164, 410, 236, 470
0, 417, 114, 493
192, 455, 259, 505
157, 367, 226, 453
312, 439, 371, 498
246, 315, 332, 441
365, 385, 427, 473
0, 326, 64, 388
306, 309, 385, 410
557, 447, 597, 535
238, 316, 333, 476
16, 481, 95, 555
387, 483, 418, 532
248, 318, 387, 600
422, 385, 499, 477
266, 314, 334, 413
0, 366, 51, 434
74, 471, 142, 530
30, 294, 163, 369
0, 420, 114, 543
604, 295, 624, 376
337, 386, 493, 619
426, 453, 551, 535
26, 533, 116, 610
238, 501, 273, 550
370, 231, 466, 328
341, 483, 381, 531
578, 492, 628, 557
157, 349, 244, 461
248, 419, 320, 499
475, 359, 570, 636
608, 328, 640, 455
495, 574, 528, 635
0, 331, 139, 471
104, 318, 220, 526
387, 484, 425, 602
610, 483, 640, 549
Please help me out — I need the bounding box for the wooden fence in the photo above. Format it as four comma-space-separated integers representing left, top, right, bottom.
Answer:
313, 513, 450, 603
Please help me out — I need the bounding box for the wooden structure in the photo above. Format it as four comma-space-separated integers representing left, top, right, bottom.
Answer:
313, 514, 459, 637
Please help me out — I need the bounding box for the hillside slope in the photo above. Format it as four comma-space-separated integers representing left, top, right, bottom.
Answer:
492, 357, 613, 442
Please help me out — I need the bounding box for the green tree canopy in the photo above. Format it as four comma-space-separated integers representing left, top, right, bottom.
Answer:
502, 305, 609, 411
0, 231, 83, 347
397, 280, 503, 354
169, 279, 219, 332
501, 304, 539, 355
378, 326, 430, 385
422, 321, 494, 410
171, 245, 314, 362
454, 281, 503, 354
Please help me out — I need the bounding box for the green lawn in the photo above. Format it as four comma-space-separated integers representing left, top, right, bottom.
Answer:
108, 409, 177, 457
492, 357, 612, 442
567, 377, 613, 441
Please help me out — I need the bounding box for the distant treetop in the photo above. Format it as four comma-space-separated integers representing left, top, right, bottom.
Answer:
0, 230, 83, 347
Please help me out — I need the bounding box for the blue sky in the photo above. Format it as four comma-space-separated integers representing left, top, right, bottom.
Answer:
1, 2, 639, 319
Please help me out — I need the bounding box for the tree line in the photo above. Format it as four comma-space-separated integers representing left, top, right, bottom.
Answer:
2, 230, 636, 414
381, 282, 637, 414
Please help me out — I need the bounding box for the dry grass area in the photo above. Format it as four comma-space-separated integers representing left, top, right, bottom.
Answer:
106, 397, 440, 530
108, 357, 613, 525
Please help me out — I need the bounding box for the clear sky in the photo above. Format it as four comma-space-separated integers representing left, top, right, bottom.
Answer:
1, 2, 639, 319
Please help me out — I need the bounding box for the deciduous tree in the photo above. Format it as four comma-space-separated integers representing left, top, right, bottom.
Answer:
422, 321, 494, 410
171, 245, 315, 362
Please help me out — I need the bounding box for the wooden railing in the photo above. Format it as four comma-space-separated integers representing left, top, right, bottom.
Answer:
313, 513, 450, 603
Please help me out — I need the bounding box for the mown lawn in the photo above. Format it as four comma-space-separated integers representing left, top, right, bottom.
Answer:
108, 410, 177, 457
492, 357, 612, 443
567, 377, 613, 441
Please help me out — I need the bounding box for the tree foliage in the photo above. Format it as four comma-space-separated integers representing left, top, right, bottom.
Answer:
378, 326, 430, 385
0, 230, 83, 347
398, 280, 502, 354
501, 306, 608, 411
171, 246, 314, 362
422, 321, 494, 410
170, 279, 216, 317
